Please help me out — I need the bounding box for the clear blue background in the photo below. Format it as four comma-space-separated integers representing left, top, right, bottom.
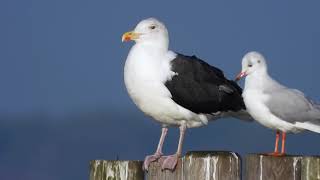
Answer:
1, 0, 320, 179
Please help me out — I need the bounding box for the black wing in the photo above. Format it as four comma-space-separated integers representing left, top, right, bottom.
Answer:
165, 54, 245, 114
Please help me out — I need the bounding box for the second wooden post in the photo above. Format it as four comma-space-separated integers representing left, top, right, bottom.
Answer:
146, 151, 241, 180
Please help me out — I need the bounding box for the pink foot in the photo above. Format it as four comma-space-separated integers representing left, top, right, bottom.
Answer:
161, 154, 179, 171
143, 152, 163, 171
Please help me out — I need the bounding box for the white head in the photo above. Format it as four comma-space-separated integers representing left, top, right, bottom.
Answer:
122, 18, 169, 50
235, 51, 268, 81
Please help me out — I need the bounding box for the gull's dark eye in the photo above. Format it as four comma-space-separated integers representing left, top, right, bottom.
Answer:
248, 64, 253, 67
258, 60, 261, 63
149, 25, 156, 30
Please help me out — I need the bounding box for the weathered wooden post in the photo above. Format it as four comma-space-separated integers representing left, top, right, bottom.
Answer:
245, 154, 320, 180
301, 156, 320, 180
146, 151, 241, 180
89, 160, 144, 180
245, 154, 302, 180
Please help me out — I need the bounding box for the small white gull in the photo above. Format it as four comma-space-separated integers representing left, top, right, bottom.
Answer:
236, 51, 320, 155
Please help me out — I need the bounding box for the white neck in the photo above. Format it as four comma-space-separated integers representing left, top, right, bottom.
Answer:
124, 37, 176, 93
244, 68, 274, 91
135, 36, 169, 54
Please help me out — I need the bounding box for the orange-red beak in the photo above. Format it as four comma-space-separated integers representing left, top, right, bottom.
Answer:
235, 71, 247, 81
121, 31, 140, 42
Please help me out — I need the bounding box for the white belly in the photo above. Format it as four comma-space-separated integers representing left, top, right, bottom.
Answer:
243, 90, 299, 132
123, 47, 207, 128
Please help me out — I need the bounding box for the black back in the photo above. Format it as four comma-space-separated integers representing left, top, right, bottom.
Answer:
165, 54, 246, 114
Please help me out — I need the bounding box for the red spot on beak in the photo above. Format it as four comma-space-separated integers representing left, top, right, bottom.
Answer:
124, 36, 131, 42
235, 72, 247, 81
122, 32, 134, 42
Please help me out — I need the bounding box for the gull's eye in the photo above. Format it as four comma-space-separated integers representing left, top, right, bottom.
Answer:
248, 64, 253, 67
149, 25, 156, 30
257, 60, 261, 63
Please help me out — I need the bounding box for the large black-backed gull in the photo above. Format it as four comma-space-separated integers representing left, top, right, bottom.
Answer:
122, 18, 250, 170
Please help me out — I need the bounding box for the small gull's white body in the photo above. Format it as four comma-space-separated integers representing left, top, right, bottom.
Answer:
242, 73, 302, 133
238, 51, 320, 155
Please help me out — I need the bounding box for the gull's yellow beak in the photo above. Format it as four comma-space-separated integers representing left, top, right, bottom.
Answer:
122, 31, 140, 42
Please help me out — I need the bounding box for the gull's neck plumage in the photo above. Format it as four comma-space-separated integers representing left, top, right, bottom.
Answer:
135, 35, 169, 55
124, 34, 176, 93
244, 66, 283, 92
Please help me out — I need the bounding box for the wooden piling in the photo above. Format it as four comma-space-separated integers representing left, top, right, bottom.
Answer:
89, 153, 320, 180
301, 156, 320, 180
146, 151, 241, 180
89, 160, 144, 180
245, 154, 302, 180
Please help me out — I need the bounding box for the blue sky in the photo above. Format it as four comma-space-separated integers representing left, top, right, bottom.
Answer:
1, 0, 320, 179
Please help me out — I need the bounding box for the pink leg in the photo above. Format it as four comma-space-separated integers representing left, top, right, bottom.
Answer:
268, 131, 280, 156
268, 131, 285, 157
281, 132, 286, 155
143, 127, 168, 171
161, 124, 186, 171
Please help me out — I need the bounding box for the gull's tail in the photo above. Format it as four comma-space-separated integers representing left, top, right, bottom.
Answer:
295, 121, 320, 133
296, 99, 320, 133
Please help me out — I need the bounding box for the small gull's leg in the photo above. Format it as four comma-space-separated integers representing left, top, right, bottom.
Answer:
268, 131, 281, 156
268, 131, 286, 156
280, 132, 286, 155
